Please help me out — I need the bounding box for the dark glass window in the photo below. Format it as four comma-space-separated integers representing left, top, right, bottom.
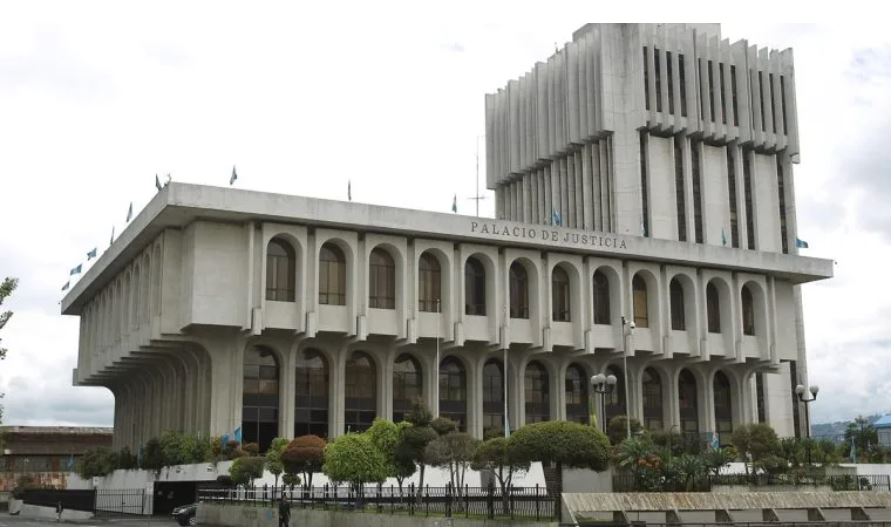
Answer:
266, 238, 295, 302
369, 247, 395, 309
714, 371, 733, 445
242, 346, 279, 452
418, 252, 441, 312
742, 286, 755, 336
593, 270, 611, 325
707, 282, 721, 333
509, 262, 529, 319
719, 62, 727, 124
632, 274, 649, 328
756, 372, 767, 424
639, 130, 650, 237
670, 278, 685, 331
345, 352, 376, 433
666, 51, 674, 115
654, 48, 662, 113
769, 73, 777, 133
482, 359, 504, 435
674, 136, 686, 241
393, 354, 422, 422
727, 145, 740, 248
319, 243, 346, 305
565, 364, 589, 425
525, 362, 550, 424
731, 65, 739, 126
743, 149, 756, 250
295, 349, 328, 439
758, 71, 766, 131
679, 54, 687, 117
464, 257, 486, 316
708, 60, 715, 122
781, 75, 788, 134
642, 368, 663, 431
679, 369, 699, 436
551, 267, 571, 322
605, 365, 625, 422
643, 47, 650, 110
439, 357, 467, 431
691, 141, 704, 243
777, 153, 789, 254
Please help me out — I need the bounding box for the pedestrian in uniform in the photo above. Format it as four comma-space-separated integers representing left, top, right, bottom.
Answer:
278, 492, 290, 527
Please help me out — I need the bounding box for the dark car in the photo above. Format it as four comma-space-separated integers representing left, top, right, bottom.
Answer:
171, 503, 198, 527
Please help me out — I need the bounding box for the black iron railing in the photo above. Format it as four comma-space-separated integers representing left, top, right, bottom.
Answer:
198, 484, 557, 521
612, 473, 891, 493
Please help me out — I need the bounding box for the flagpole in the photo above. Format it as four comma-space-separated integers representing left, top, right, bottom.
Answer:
435, 298, 441, 417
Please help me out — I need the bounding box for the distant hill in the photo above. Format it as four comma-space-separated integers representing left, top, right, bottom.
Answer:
812, 414, 885, 442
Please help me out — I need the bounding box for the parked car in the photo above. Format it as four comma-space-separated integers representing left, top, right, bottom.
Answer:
171, 503, 197, 526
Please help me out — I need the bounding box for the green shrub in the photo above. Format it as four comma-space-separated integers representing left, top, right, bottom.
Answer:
229, 456, 265, 487
606, 416, 644, 446
76, 448, 118, 479
508, 420, 611, 471
142, 437, 164, 473
322, 433, 388, 488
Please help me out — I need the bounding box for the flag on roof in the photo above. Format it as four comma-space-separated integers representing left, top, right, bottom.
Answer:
348, 180, 352, 201
721, 228, 728, 246
110, 226, 115, 246
70, 264, 82, 276
796, 238, 809, 249
451, 194, 457, 213
230, 166, 238, 185
87, 248, 97, 260
552, 210, 562, 225
126, 202, 133, 223
61, 280, 70, 291
155, 174, 162, 192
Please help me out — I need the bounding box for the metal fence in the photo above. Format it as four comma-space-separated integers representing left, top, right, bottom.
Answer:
198, 484, 558, 521
21, 488, 150, 516
612, 473, 891, 493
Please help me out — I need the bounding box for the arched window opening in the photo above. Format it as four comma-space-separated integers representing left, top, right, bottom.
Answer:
345, 352, 376, 433
266, 238, 296, 301
565, 364, 589, 425
295, 349, 328, 439
742, 285, 755, 336
369, 248, 395, 309
242, 346, 279, 452
632, 274, 650, 328
707, 282, 721, 333
593, 270, 611, 325
509, 262, 529, 319
551, 267, 571, 322
482, 359, 505, 436
464, 257, 486, 316
714, 372, 733, 445
319, 243, 346, 305
678, 369, 699, 437
439, 357, 467, 431
605, 365, 626, 422
525, 362, 550, 424
393, 354, 422, 422
670, 278, 686, 331
418, 252, 441, 312
642, 368, 663, 431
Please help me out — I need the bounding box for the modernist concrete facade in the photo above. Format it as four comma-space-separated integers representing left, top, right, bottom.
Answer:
61, 23, 832, 453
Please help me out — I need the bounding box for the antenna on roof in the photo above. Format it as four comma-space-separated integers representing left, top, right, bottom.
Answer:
467, 135, 485, 217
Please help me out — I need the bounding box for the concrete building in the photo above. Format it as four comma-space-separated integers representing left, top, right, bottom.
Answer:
61, 23, 832, 452
0, 426, 113, 490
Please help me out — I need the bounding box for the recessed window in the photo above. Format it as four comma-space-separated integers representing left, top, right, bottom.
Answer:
440, 357, 467, 431
509, 261, 529, 319
670, 278, 685, 331
345, 351, 376, 433
368, 247, 395, 309
266, 238, 295, 302
295, 349, 328, 439
593, 270, 611, 325
464, 257, 486, 316
319, 243, 346, 305
632, 274, 649, 328
418, 252, 441, 312
742, 286, 755, 336
707, 282, 721, 333
525, 362, 550, 424
551, 266, 571, 322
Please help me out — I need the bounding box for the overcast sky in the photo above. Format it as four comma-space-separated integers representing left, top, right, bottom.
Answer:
0, 2, 890, 427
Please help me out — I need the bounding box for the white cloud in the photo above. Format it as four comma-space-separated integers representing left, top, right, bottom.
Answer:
0, 8, 889, 427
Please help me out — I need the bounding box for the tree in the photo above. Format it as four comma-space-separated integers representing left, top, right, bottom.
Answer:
229, 456, 265, 488
281, 435, 326, 489
76, 448, 118, 479
142, 437, 165, 474
424, 432, 479, 491
265, 437, 289, 488
0, 276, 18, 424
431, 416, 457, 436
242, 442, 260, 457
471, 436, 530, 513
730, 423, 781, 475
702, 446, 736, 476
366, 418, 415, 489
845, 416, 878, 460
606, 416, 643, 446
322, 433, 388, 493
396, 402, 437, 496
508, 421, 611, 472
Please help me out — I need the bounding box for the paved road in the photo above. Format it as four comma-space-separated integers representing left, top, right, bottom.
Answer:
0, 514, 179, 527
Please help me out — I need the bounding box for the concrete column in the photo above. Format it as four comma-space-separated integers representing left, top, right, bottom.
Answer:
468, 352, 483, 439
281, 341, 297, 440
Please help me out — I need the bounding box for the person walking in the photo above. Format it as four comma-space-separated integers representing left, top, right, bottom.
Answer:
56, 500, 63, 522
278, 492, 291, 527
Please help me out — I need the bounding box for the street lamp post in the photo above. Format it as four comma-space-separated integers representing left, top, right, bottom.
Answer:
795, 383, 819, 468
590, 373, 617, 434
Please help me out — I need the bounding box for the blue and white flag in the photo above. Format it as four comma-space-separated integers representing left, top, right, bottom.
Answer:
451, 194, 457, 213
61, 280, 70, 291
126, 202, 133, 223
233, 426, 243, 443
552, 210, 562, 225
796, 238, 809, 249
70, 264, 82, 276
711, 431, 720, 450
155, 173, 162, 192
230, 166, 238, 185
721, 228, 727, 246
87, 247, 97, 260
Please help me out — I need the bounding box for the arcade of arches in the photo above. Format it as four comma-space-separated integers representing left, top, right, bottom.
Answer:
241, 345, 751, 452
